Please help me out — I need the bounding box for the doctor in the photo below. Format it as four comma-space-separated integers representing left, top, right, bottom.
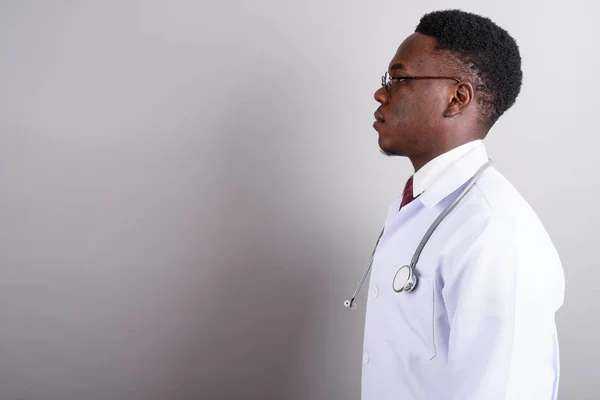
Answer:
360, 9, 565, 400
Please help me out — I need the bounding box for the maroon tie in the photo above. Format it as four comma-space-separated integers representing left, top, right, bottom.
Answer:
399, 176, 415, 211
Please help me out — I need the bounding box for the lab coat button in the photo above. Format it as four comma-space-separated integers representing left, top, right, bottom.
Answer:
371, 285, 379, 298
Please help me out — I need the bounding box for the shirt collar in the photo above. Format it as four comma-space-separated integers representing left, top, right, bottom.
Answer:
412, 140, 490, 208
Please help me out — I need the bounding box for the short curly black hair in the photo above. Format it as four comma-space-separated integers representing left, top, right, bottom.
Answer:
415, 10, 522, 128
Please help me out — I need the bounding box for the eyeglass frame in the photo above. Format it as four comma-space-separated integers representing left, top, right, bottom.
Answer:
381, 71, 461, 92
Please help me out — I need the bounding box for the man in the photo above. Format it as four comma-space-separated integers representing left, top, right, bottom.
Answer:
362, 9, 565, 399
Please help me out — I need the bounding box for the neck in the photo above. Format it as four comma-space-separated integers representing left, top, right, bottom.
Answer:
410, 136, 481, 172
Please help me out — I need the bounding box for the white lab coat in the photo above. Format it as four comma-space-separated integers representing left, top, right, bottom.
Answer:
361, 142, 565, 400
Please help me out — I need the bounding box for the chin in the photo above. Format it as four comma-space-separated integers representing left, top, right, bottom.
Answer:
378, 136, 404, 157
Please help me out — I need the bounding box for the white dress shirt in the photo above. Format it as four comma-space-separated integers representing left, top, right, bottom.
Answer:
361, 140, 565, 400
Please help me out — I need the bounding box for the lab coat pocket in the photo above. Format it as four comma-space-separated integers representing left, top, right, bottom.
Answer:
385, 274, 436, 362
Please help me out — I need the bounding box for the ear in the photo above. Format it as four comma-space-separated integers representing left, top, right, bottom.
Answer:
443, 82, 474, 118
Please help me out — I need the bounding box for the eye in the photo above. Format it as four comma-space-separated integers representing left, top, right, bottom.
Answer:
394, 77, 410, 84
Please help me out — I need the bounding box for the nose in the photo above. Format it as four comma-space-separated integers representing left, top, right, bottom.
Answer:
374, 86, 389, 105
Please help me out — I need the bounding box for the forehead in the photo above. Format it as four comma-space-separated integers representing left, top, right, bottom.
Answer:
388, 33, 440, 74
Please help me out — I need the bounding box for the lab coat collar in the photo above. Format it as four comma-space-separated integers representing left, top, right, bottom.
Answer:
417, 142, 490, 208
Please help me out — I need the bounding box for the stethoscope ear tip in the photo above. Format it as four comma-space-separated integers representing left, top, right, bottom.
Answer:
343, 300, 357, 309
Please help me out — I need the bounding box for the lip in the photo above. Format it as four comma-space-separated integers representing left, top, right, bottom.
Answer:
374, 111, 385, 123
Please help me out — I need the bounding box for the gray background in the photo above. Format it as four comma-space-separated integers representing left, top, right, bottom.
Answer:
0, 1, 597, 399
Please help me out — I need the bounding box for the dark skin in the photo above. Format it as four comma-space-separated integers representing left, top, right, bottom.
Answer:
373, 32, 485, 171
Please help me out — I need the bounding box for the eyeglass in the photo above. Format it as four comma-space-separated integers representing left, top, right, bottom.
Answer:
381, 71, 461, 92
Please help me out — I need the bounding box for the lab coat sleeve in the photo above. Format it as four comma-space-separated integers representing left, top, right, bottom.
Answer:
441, 216, 562, 400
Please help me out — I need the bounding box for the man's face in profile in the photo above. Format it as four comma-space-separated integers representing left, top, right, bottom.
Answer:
373, 33, 455, 159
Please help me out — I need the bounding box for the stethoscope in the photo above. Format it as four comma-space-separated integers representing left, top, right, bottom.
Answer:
344, 160, 492, 309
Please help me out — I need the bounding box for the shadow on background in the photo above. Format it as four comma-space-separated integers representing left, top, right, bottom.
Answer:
161, 71, 333, 399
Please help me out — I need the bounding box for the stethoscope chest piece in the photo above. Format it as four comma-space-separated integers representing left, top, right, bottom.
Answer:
393, 265, 417, 293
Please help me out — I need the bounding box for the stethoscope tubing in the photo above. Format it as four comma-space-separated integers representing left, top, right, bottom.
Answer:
345, 160, 493, 309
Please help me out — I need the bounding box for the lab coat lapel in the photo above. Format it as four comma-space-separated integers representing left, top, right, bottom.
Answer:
381, 196, 423, 245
